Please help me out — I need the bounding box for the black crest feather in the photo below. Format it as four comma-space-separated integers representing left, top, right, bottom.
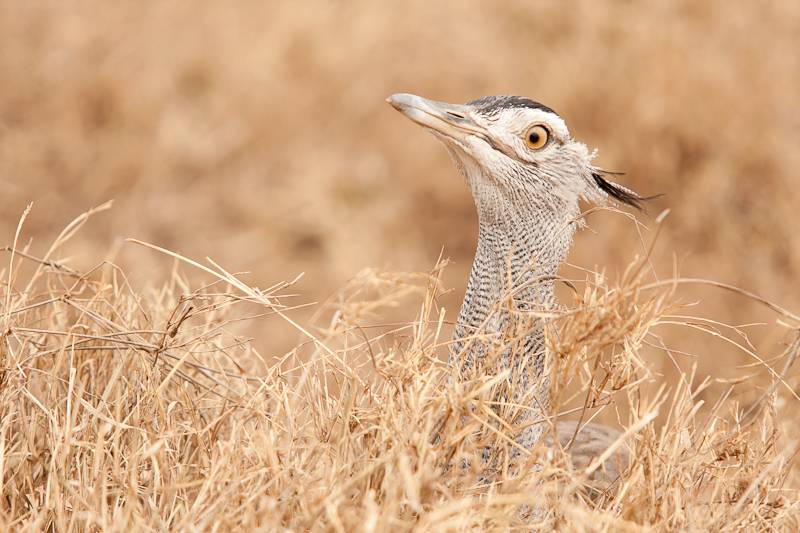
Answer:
591, 170, 657, 211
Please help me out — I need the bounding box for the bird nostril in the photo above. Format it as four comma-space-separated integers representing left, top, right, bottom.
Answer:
446, 111, 465, 119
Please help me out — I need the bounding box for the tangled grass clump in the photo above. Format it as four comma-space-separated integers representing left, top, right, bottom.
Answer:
1, 206, 798, 531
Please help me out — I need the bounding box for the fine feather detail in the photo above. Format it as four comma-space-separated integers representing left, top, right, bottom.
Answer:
591, 169, 656, 211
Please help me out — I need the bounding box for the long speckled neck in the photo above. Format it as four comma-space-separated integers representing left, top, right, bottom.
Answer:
451, 175, 581, 445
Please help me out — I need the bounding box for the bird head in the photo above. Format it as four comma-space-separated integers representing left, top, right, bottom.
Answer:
387, 93, 644, 219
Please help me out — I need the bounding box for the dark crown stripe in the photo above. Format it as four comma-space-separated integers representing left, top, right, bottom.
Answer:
467, 95, 559, 117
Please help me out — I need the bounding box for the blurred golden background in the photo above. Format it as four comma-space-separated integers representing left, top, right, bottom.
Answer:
2, 1, 798, 389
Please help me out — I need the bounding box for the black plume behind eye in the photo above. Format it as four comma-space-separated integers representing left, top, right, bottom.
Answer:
591, 170, 656, 211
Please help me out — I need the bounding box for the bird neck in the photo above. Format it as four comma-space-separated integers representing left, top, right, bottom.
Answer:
452, 177, 580, 370
450, 180, 580, 448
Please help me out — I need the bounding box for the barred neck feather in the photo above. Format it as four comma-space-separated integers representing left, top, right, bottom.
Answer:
451, 175, 582, 449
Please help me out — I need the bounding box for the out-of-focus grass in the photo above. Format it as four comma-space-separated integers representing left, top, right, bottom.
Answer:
1, 2, 797, 355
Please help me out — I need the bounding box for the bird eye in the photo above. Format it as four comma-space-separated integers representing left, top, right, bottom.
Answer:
525, 125, 549, 150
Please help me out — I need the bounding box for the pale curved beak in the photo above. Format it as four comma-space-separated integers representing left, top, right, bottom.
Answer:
386, 93, 486, 142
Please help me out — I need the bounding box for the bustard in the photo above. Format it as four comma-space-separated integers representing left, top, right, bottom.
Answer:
387, 93, 644, 491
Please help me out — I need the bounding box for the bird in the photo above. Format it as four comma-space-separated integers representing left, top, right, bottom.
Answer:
387, 93, 641, 493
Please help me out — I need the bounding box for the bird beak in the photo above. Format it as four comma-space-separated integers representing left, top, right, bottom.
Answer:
386, 93, 485, 142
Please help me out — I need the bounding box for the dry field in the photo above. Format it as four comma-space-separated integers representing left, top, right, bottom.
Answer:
1, 1, 799, 530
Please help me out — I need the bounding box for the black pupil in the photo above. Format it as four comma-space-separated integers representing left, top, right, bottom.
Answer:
529, 131, 540, 144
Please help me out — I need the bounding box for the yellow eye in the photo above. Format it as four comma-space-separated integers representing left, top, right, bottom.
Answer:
525, 125, 549, 149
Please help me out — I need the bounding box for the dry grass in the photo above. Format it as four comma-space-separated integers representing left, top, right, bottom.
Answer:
1, 206, 798, 531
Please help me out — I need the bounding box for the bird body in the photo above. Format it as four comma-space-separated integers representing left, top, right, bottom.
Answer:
388, 93, 641, 483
